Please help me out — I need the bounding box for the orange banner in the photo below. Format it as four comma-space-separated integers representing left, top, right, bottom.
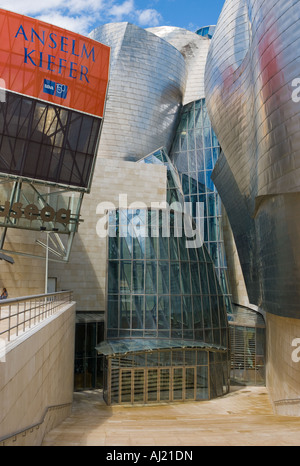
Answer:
0, 8, 110, 117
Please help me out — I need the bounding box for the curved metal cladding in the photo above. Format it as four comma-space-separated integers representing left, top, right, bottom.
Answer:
89, 23, 186, 162
147, 26, 211, 105
205, 0, 300, 320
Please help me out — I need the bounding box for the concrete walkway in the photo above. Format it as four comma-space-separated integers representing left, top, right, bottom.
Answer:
42, 386, 300, 446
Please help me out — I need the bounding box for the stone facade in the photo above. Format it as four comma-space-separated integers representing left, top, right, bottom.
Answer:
0, 302, 75, 445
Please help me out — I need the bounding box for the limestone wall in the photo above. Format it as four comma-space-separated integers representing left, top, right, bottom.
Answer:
0, 302, 76, 446
266, 313, 300, 416
0, 229, 46, 299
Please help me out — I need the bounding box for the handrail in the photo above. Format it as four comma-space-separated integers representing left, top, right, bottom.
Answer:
0, 291, 73, 342
0, 290, 72, 307
0, 401, 72, 445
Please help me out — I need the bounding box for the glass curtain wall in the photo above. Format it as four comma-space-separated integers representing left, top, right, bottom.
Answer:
107, 208, 228, 347
101, 145, 231, 404
169, 99, 232, 313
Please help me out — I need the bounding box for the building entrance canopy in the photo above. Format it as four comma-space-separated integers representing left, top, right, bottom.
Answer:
96, 338, 227, 356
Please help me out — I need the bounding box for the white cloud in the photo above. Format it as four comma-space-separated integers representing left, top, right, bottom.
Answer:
137, 8, 162, 27
0, 0, 163, 34
0, 0, 66, 16
108, 0, 135, 21
35, 12, 93, 35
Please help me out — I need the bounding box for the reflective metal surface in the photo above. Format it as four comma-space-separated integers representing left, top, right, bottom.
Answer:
147, 27, 211, 105
89, 23, 186, 162
205, 0, 300, 319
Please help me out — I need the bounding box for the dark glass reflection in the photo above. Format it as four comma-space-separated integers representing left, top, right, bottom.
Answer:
0, 91, 101, 188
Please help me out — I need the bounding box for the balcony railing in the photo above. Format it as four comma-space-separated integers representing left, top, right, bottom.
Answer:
0, 291, 73, 343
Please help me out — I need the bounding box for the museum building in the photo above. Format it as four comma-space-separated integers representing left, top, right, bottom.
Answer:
4, 0, 300, 413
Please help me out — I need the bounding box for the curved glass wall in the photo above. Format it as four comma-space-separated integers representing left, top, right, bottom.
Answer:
169, 99, 232, 313
139, 147, 184, 207
101, 347, 229, 405
107, 208, 228, 346
99, 205, 230, 404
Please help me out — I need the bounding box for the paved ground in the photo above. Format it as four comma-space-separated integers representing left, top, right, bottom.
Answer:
42, 386, 300, 446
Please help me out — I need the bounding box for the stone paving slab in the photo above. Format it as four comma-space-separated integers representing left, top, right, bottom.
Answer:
42, 386, 300, 446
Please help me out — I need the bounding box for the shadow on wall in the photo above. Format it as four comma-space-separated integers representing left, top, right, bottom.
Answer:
0, 234, 47, 299
49, 231, 105, 312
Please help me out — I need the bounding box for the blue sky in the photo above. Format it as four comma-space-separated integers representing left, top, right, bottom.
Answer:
0, 0, 225, 36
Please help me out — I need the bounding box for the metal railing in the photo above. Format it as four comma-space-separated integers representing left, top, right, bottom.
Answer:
0, 401, 73, 445
0, 291, 73, 342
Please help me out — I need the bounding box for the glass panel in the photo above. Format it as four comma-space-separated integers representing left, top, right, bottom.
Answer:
120, 295, 131, 329
202, 295, 212, 328
107, 295, 118, 330
171, 295, 182, 337
170, 262, 180, 293
207, 193, 217, 217
147, 369, 158, 402
158, 262, 169, 294
210, 295, 220, 328
205, 148, 213, 170
158, 296, 170, 330
178, 236, 189, 261
182, 296, 192, 329
197, 350, 208, 365
185, 367, 195, 400
132, 295, 144, 329
132, 262, 144, 294
158, 235, 169, 259
121, 370, 132, 403
132, 235, 145, 259
209, 364, 218, 398
181, 174, 190, 195
172, 350, 184, 366
134, 370, 145, 403
120, 235, 132, 259
135, 353, 146, 366
169, 235, 179, 261
196, 366, 208, 400
185, 350, 196, 366
120, 261, 131, 293
190, 263, 200, 294
160, 350, 171, 366
173, 368, 183, 400
108, 261, 118, 293
145, 233, 158, 259
181, 262, 191, 294
160, 369, 170, 401
193, 295, 203, 329
208, 217, 218, 242
145, 261, 157, 294
145, 295, 157, 329
147, 352, 159, 367
207, 263, 217, 295
111, 369, 120, 403
108, 232, 118, 260
200, 266, 209, 294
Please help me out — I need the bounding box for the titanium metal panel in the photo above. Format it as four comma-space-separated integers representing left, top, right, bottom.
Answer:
89, 23, 186, 162
205, 0, 300, 319
147, 27, 211, 105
